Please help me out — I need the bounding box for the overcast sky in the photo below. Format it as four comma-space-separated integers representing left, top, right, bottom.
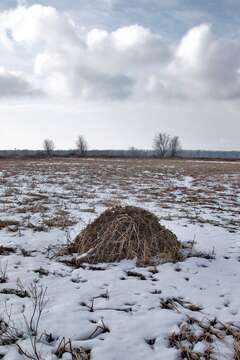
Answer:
0, 0, 240, 150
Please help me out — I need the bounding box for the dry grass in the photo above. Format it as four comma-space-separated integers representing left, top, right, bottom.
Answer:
169, 316, 240, 359
61, 205, 181, 266
0, 220, 19, 230
0, 157, 239, 232
160, 297, 202, 312
235, 338, 240, 360
55, 338, 90, 359
0, 246, 15, 255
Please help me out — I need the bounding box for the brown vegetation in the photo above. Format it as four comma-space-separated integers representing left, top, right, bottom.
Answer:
169, 316, 240, 360
0, 158, 239, 232
61, 205, 181, 266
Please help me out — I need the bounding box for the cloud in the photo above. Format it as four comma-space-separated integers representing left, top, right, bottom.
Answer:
0, 4, 140, 99
174, 24, 240, 99
146, 24, 240, 100
86, 25, 171, 70
0, 68, 42, 98
0, 4, 76, 45
0, 4, 240, 102
32, 21, 169, 100
35, 54, 135, 100
73, 67, 135, 100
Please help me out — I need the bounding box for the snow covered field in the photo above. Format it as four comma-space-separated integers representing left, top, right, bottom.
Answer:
0, 158, 239, 359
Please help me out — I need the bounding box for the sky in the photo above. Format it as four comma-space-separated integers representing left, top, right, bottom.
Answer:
0, 0, 240, 150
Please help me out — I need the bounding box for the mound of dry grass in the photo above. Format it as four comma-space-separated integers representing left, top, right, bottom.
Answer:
62, 206, 181, 266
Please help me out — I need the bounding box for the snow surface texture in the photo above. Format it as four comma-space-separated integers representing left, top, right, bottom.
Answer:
0, 158, 239, 359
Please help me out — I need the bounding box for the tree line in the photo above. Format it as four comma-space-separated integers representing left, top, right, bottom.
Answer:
43, 132, 181, 158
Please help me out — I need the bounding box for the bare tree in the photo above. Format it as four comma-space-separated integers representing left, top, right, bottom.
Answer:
43, 139, 55, 156
169, 136, 181, 157
153, 132, 170, 157
128, 146, 138, 157
76, 135, 88, 157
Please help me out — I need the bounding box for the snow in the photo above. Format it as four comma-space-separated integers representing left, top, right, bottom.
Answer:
0, 158, 239, 359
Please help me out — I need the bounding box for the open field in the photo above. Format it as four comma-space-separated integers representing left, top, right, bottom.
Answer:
0, 158, 239, 359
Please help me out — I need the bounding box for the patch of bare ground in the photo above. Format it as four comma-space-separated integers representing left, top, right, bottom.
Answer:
0, 158, 239, 232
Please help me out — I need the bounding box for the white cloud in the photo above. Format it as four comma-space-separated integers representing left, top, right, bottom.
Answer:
0, 67, 42, 97
87, 29, 108, 50
175, 23, 212, 70
112, 25, 157, 50
0, 4, 240, 101
147, 24, 240, 100
35, 52, 135, 99
86, 25, 171, 74
0, 4, 80, 46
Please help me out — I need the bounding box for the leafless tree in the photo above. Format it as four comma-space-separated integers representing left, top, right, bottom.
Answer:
43, 139, 55, 156
169, 136, 181, 157
128, 146, 138, 157
76, 135, 88, 157
153, 132, 170, 157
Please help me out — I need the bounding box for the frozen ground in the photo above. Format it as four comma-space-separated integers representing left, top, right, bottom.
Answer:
0, 158, 239, 359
